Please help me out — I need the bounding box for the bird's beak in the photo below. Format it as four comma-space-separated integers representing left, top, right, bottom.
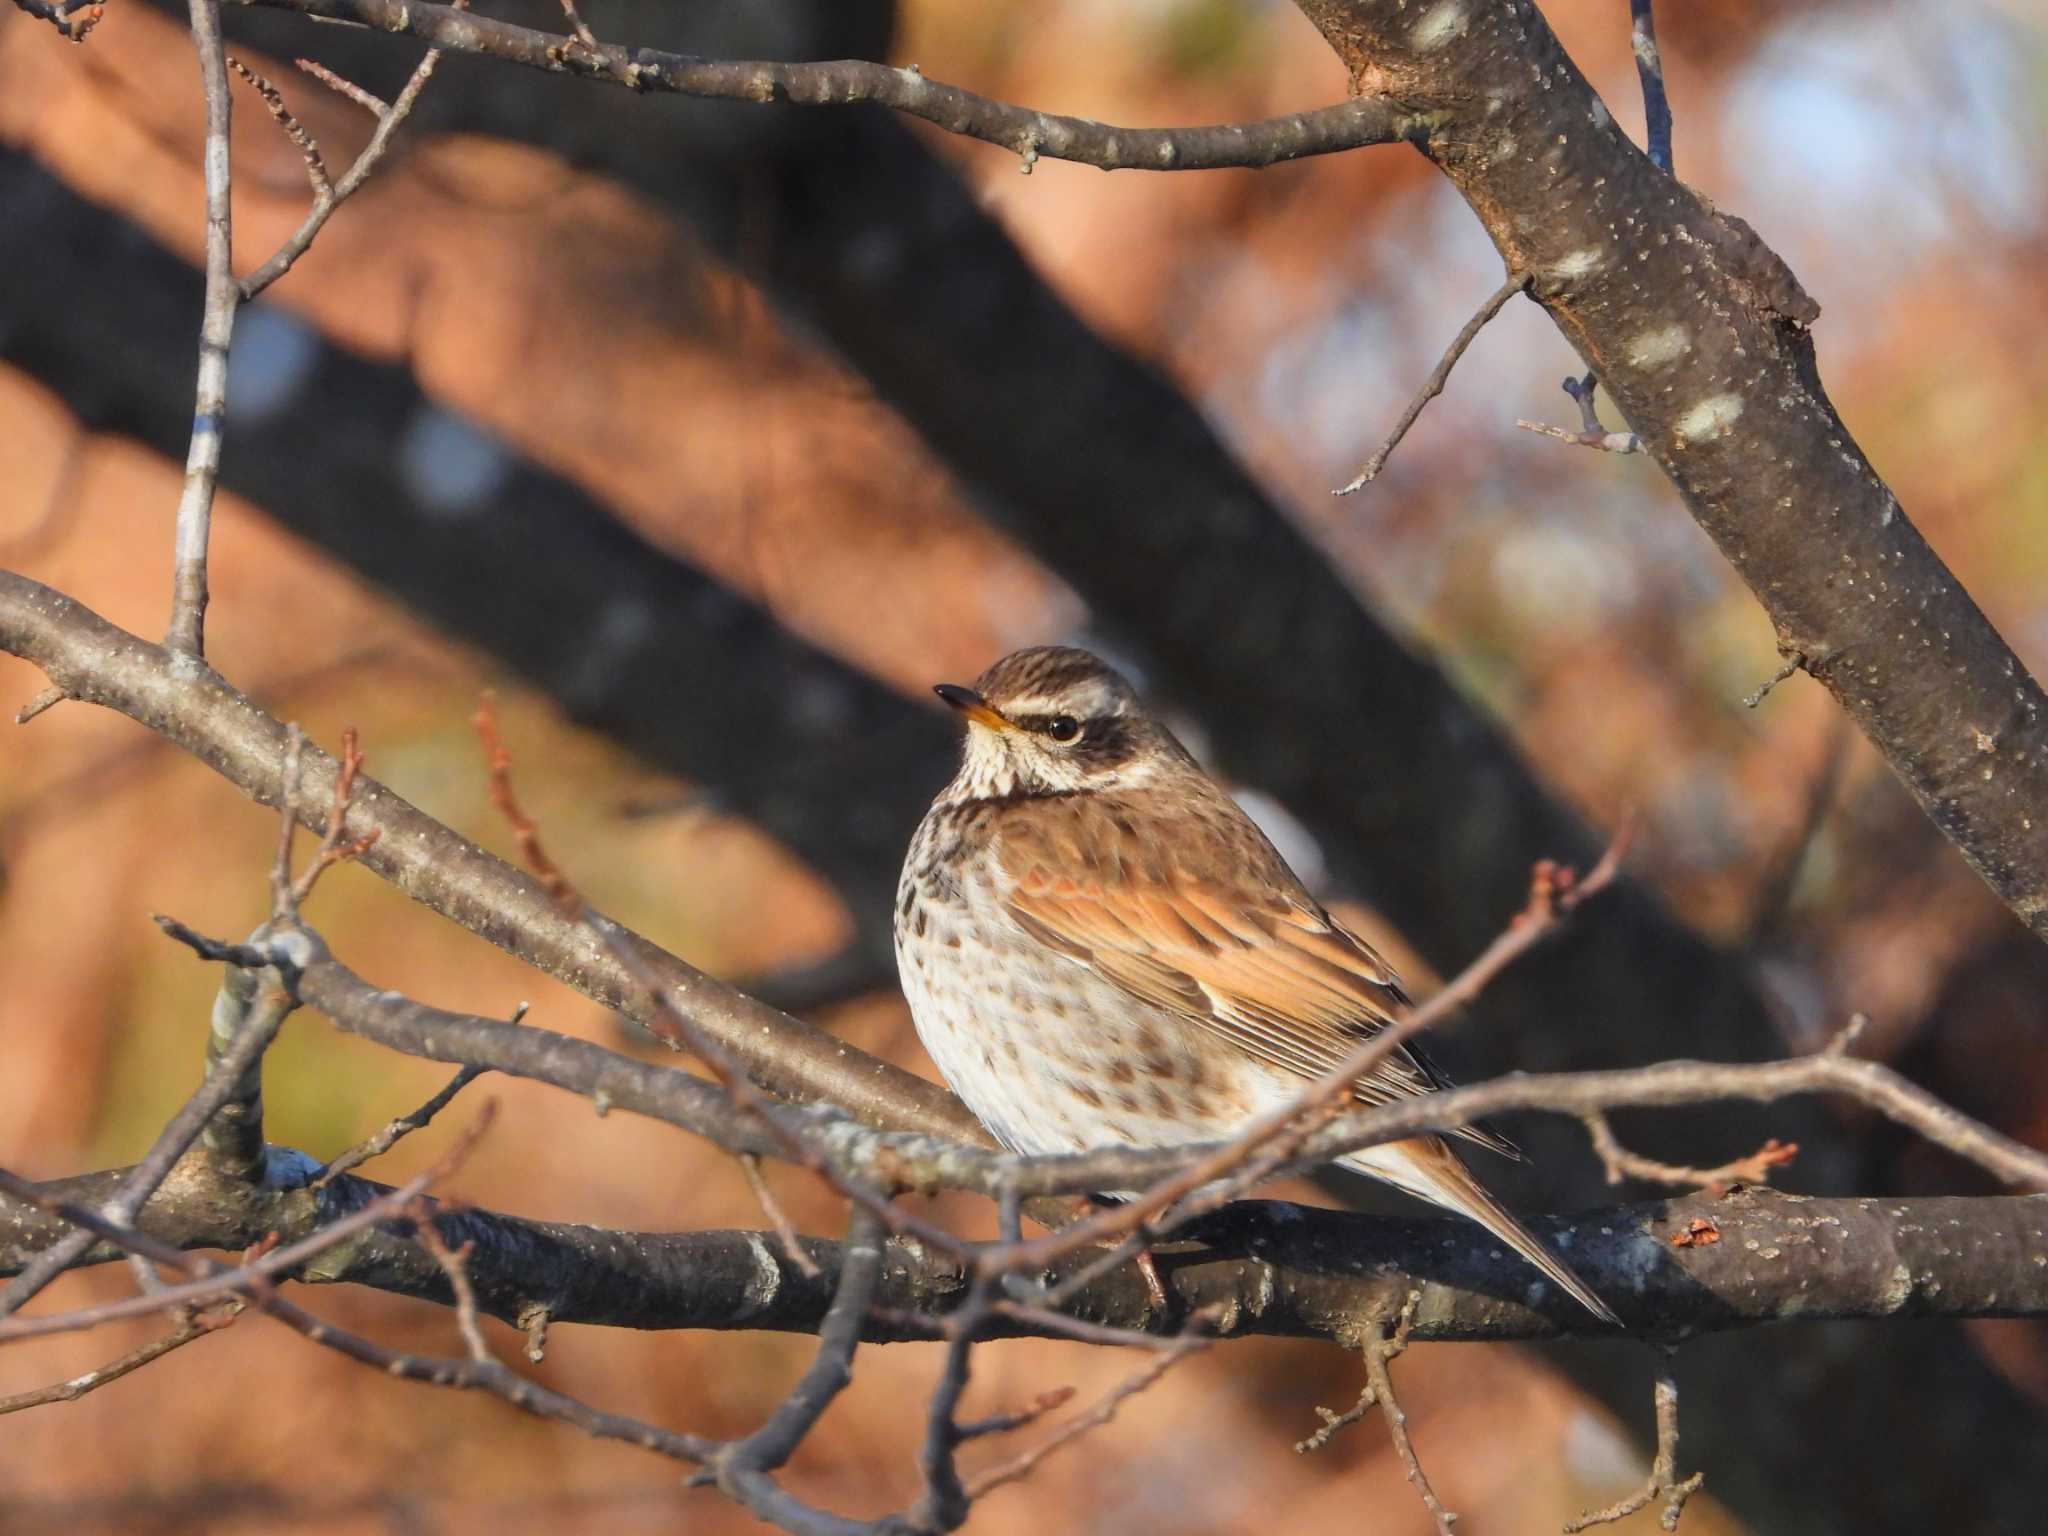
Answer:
934, 683, 1015, 733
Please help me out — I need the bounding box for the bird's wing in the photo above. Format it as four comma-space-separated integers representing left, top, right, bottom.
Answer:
993, 800, 1518, 1159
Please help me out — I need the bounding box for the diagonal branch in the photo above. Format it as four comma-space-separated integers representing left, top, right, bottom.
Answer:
0, 568, 972, 1142
1292, 0, 2048, 946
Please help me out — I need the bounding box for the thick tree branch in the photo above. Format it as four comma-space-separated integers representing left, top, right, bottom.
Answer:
6, 1154, 2046, 1344
221, 0, 1413, 172
1293, 0, 2048, 942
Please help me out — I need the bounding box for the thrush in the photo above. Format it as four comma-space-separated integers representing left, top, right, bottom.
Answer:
894, 645, 1616, 1323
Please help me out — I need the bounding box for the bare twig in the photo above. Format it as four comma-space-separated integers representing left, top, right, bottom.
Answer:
955, 1386, 1078, 1442
1516, 373, 1644, 456
1629, 0, 1674, 176
1336, 270, 1530, 495
1359, 1294, 1455, 1536
555, 0, 599, 51
415, 1211, 493, 1363
151, 911, 2048, 1209
738, 1155, 822, 1280
269, 724, 308, 916
15, 684, 70, 724
964, 1312, 1215, 1498
166, 0, 238, 660
0, 569, 980, 1136
1743, 653, 1805, 710
223, 0, 1413, 173
315, 1062, 493, 1186
1582, 1112, 1798, 1193
0, 1306, 239, 1415
10, 1200, 729, 1485
1566, 1359, 1702, 1532
286, 725, 379, 908
228, 56, 333, 197
236, 15, 461, 301
295, 58, 389, 117
907, 1269, 994, 1532
519, 1303, 551, 1363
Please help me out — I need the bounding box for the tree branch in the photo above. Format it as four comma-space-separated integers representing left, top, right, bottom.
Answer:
1293, 0, 2048, 944
6, 1156, 2046, 1345
164, 0, 237, 660
0, 567, 973, 1143
222, 0, 1414, 173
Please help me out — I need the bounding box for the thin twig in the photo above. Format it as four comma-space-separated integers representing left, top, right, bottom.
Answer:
722, 1207, 887, 1476
1629, 0, 1674, 175
415, 1210, 493, 1363
1358, 1295, 1455, 1535
908, 1268, 994, 1532
738, 1155, 822, 1279
1566, 1357, 1702, 1531
0, 1305, 239, 1414
556, 0, 599, 51
15, 684, 70, 724
956, 1387, 1078, 1442
288, 725, 379, 907
1743, 653, 1805, 710
237, 15, 463, 301
964, 1313, 1215, 1498
1337, 270, 1530, 495
154, 913, 2048, 1205
1582, 1111, 1798, 1193
315, 1061, 494, 1186
270, 725, 307, 915
1516, 373, 1644, 456
228, 56, 333, 196
166, 0, 238, 660
3, 1187, 724, 1473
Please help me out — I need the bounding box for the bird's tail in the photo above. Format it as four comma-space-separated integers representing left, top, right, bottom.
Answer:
1343, 1136, 1620, 1326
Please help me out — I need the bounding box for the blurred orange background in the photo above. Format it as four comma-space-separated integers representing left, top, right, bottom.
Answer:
2, 0, 2045, 1530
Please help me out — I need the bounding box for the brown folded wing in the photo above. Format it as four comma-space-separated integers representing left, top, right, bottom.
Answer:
994, 798, 1518, 1159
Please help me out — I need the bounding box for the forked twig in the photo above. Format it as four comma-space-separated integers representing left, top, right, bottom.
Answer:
1566, 1359, 1702, 1532
1516, 373, 1644, 456
964, 1312, 1216, 1498
1296, 1295, 1454, 1535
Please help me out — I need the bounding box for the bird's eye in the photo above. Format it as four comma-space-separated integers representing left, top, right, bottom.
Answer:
1045, 715, 1081, 743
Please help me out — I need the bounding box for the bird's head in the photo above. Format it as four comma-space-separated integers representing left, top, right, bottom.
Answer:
934, 646, 1191, 799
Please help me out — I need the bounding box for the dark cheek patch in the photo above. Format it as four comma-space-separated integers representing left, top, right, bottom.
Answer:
1074, 720, 1138, 768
